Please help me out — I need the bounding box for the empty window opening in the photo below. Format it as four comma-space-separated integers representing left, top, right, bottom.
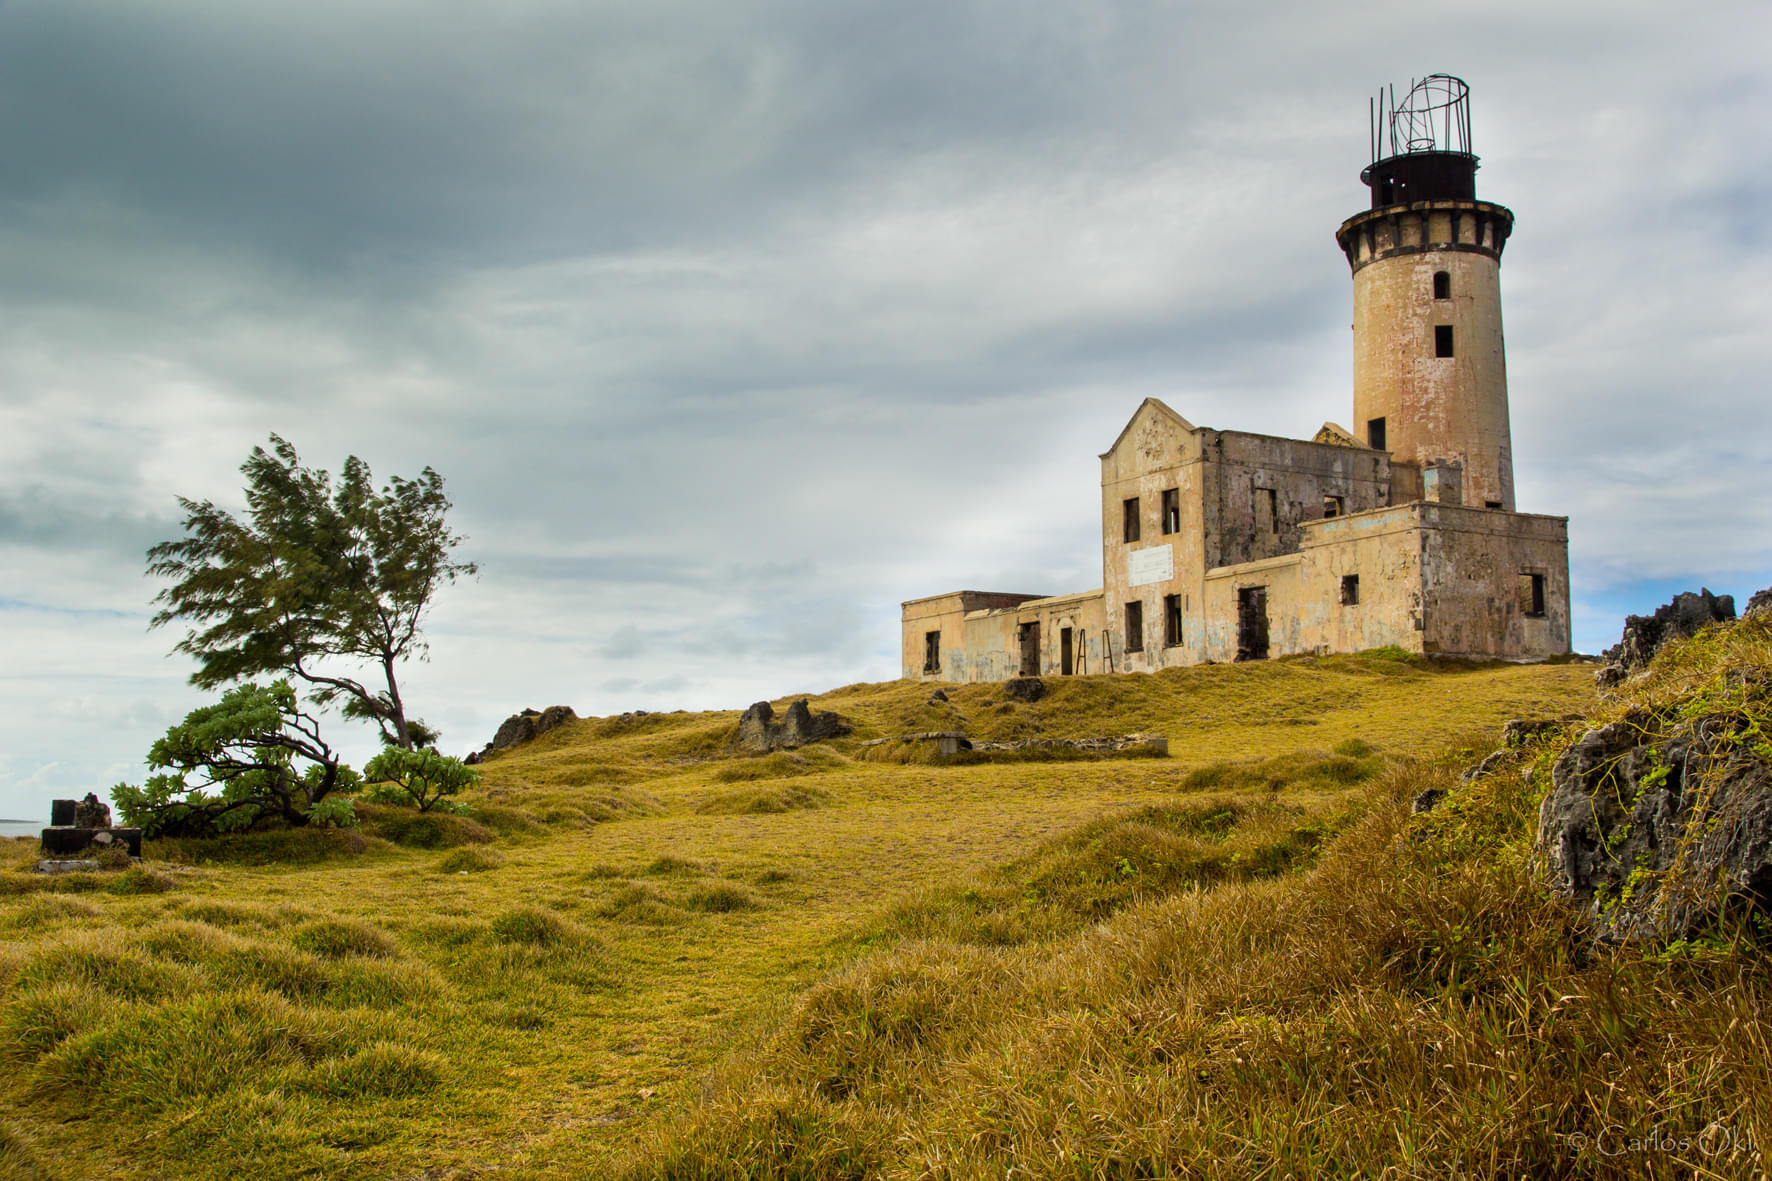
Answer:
1485, 500, 1503, 510
1236, 587, 1269, 662
1163, 594, 1183, 647
1161, 488, 1180, 535
1341, 574, 1360, 606
1254, 487, 1279, 534
1435, 325, 1454, 357
1124, 601, 1145, 653
1367, 417, 1387, 450
1016, 621, 1041, 676
1433, 270, 1450, 300
922, 630, 941, 674
1122, 497, 1141, 543
1323, 494, 1344, 519
1519, 573, 1546, 619
1060, 626, 1074, 676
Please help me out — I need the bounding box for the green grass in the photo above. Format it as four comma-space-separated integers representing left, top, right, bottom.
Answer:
0, 652, 1664, 1179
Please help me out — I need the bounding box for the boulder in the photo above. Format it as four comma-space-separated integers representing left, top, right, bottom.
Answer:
1537, 709, 1772, 942
1597, 588, 1735, 687
928, 689, 949, 704
734, 699, 851, 754
1003, 677, 1046, 703
488, 705, 577, 754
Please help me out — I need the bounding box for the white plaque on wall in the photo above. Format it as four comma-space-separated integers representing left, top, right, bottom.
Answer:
1127, 545, 1174, 587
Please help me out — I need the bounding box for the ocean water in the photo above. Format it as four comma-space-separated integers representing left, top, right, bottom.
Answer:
0, 819, 46, 839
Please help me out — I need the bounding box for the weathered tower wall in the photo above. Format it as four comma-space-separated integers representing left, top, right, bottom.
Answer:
1338, 199, 1516, 511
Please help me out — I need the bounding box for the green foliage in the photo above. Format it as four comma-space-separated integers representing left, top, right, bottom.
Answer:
113, 683, 354, 838
362, 748, 479, 814
147, 434, 474, 751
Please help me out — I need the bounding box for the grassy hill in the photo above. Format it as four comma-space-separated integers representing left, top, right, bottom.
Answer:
5, 650, 1761, 1178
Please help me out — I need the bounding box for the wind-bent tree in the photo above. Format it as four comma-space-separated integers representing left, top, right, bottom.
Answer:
113, 681, 362, 836
148, 435, 475, 750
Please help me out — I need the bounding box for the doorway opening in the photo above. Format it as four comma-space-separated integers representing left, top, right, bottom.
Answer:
1236, 586, 1269, 662
1017, 621, 1041, 676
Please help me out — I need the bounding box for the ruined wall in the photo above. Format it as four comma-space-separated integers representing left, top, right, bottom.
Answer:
903, 590, 1106, 683
902, 591, 1045, 681
1203, 430, 1392, 569
1416, 506, 1571, 658
1197, 502, 1569, 663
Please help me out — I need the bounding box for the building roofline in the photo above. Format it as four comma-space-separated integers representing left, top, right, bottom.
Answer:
1099, 398, 1195, 459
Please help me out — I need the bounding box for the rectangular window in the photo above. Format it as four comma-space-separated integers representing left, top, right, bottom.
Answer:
1367, 417, 1387, 450
1122, 497, 1141, 543
1163, 593, 1183, 647
1254, 487, 1278, 534
1124, 601, 1145, 653
1161, 488, 1180, 535
923, 630, 941, 673
1323, 494, 1344, 519
1519, 573, 1546, 618
1435, 325, 1454, 357
1341, 574, 1360, 606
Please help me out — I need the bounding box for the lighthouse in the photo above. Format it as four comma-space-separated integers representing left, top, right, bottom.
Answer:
1336, 75, 1517, 512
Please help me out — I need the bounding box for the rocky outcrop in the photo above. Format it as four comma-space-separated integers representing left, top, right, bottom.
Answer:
1596, 589, 1735, 689
1002, 677, 1045, 703
1536, 707, 1772, 942
735, 700, 851, 754
1746, 586, 1772, 619
484, 705, 578, 756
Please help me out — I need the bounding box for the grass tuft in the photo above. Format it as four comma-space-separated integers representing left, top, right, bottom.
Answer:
684, 883, 763, 914
437, 846, 505, 873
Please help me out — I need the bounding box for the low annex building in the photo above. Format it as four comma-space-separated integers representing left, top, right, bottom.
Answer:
902, 76, 1572, 683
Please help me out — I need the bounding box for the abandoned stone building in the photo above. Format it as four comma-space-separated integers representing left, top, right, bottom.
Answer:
902, 76, 1572, 682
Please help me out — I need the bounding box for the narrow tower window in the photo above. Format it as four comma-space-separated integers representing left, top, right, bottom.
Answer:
1435, 325, 1454, 357
1367, 418, 1386, 450
923, 630, 941, 673
1433, 270, 1450, 300
1122, 497, 1141, 543
1160, 488, 1180, 535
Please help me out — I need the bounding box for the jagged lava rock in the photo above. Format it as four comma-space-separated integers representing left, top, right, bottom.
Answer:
1537, 707, 1772, 942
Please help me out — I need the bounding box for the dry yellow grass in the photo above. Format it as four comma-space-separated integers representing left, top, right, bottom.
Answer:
0, 653, 1611, 1179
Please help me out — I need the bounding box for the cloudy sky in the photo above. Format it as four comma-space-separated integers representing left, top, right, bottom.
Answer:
2, 0, 1768, 819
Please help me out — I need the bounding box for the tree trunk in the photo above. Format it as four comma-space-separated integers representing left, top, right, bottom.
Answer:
383, 655, 412, 750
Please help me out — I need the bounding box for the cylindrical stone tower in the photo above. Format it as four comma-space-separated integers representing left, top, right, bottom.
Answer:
1335, 76, 1516, 511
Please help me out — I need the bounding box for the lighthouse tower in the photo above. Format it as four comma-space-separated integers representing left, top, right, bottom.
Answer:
1335, 76, 1516, 511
